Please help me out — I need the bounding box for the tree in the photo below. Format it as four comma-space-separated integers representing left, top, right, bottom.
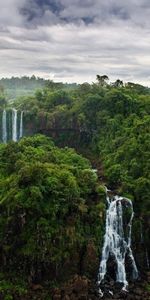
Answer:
0, 135, 103, 289
113, 79, 123, 87
0, 85, 7, 107
96, 75, 109, 86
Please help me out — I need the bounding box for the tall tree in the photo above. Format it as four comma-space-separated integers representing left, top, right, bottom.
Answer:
96, 75, 109, 86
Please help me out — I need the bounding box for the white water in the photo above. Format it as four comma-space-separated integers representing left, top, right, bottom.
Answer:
19, 111, 23, 139
98, 190, 138, 296
12, 109, 18, 142
1, 109, 24, 143
2, 110, 7, 143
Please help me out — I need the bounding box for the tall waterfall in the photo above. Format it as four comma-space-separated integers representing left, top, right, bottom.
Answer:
12, 109, 18, 142
2, 110, 7, 143
19, 111, 23, 139
1, 109, 24, 143
98, 190, 138, 296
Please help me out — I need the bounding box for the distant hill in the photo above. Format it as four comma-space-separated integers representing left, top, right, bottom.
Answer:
0, 76, 77, 100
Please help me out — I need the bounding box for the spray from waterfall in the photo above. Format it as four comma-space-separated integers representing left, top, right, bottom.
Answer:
97, 189, 138, 297
19, 111, 23, 139
12, 109, 18, 142
2, 110, 7, 143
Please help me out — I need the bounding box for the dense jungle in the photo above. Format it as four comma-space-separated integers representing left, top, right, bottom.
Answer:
0, 76, 150, 300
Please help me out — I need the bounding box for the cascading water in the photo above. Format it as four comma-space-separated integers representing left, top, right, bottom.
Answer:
19, 111, 23, 139
12, 109, 18, 142
1, 109, 24, 143
98, 189, 138, 297
2, 110, 7, 143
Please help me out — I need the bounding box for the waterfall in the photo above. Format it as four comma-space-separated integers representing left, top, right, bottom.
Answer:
2, 110, 7, 143
1, 109, 24, 143
12, 109, 18, 142
19, 111, 23, 139
98, 190, 138, 296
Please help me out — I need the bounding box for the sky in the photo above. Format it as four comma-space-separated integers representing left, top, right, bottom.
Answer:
0, 0, 150, 85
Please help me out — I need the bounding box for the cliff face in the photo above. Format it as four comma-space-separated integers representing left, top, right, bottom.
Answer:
23, 111, 90, 149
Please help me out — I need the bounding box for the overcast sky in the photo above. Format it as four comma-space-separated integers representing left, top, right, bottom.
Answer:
0, 0, 150, 85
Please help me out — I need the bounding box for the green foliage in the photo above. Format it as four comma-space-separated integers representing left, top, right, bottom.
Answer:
0, 85, 7, 107
0, 279, 27, 299
145, 284, 150, 292
1, 77, 150, 295
0, 76, 77, 101
0, 135, 104, 288
7, 79, 149, 225
95, 185, 106, 198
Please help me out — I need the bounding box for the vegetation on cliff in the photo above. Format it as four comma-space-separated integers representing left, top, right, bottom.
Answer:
0, 134, 105, 299
14, 78, 150, 272
0, 76, 150, 298
10, 78, 150, 216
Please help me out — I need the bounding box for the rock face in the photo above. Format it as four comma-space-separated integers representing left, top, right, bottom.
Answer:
51, 274, 150, 300
82, 241, 100, 278
52, 275, 91, 300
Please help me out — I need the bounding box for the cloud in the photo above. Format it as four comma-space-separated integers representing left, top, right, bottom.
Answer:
18, 0, 150, 28
0, 0, 26, 27
0, 0, 150, 85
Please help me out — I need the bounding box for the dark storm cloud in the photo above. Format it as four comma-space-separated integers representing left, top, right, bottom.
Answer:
20, 0, 62, 26
1, 0, 150, 28
18, 0, 150, 27
0, 0, 150, 85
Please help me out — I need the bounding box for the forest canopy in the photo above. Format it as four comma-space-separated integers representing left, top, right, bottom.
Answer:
0, 76, 149, 299
7, 77, 149, 207
0, 134, 105, 298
